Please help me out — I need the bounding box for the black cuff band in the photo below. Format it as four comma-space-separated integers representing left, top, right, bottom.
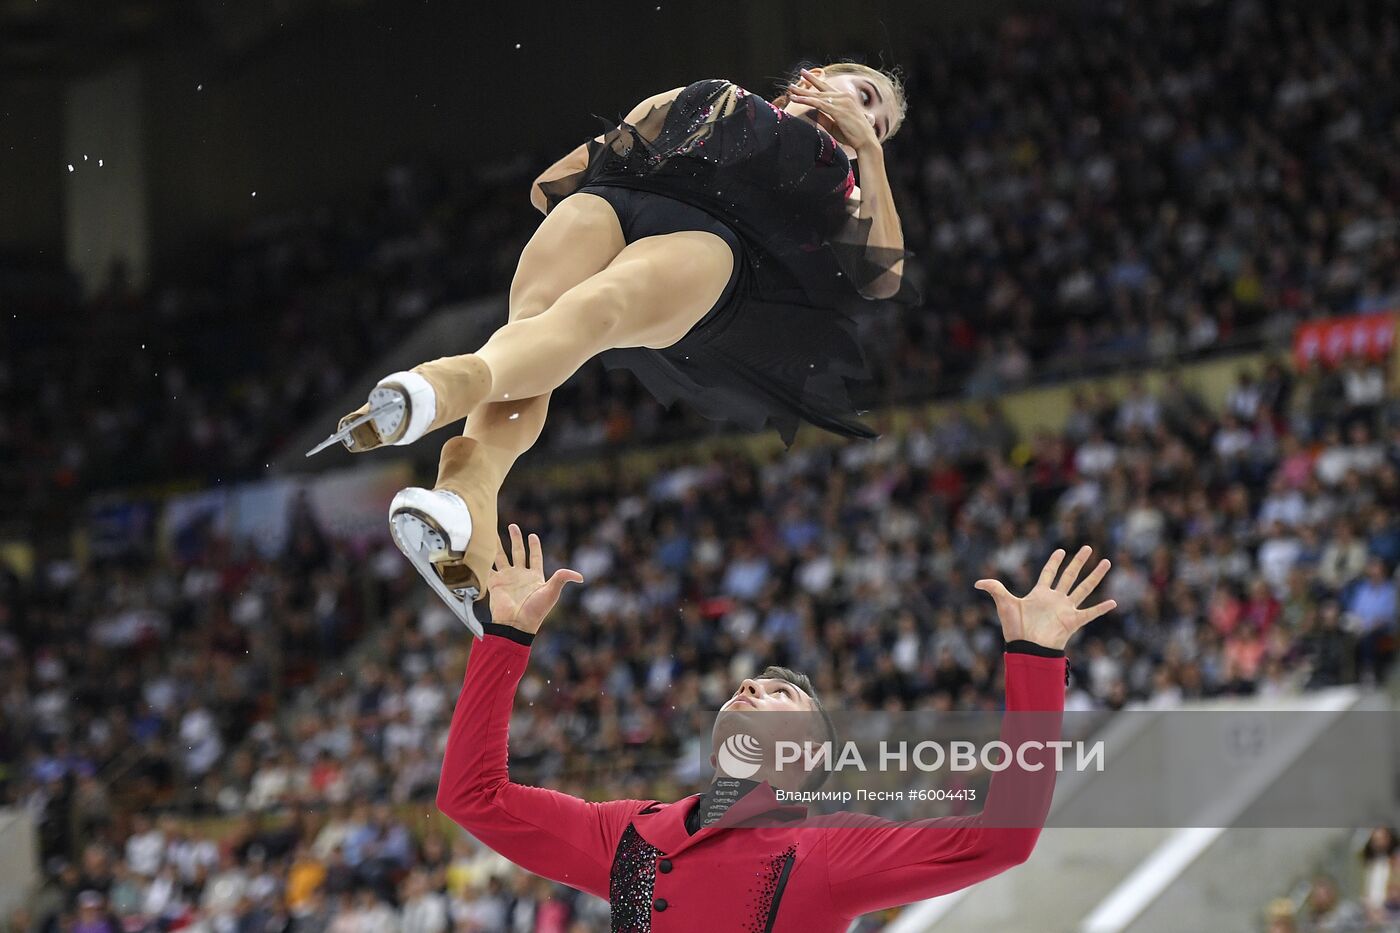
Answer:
1005, 640, 1065, 659
483, 622, 535, 647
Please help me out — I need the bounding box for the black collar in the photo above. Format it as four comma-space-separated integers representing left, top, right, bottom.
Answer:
685, 778, 762, 835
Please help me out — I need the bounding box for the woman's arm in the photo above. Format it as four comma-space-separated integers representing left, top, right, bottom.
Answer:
529, 143, 590, 214
845, 146, 906, 299
530, 85, 688, 214
785, 69, 906, 299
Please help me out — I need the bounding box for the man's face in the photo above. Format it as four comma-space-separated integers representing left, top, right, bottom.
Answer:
712, 678, 828, 791
721, 678, 815, 714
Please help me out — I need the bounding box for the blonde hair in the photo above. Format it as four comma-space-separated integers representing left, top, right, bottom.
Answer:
772, 61, 908, 141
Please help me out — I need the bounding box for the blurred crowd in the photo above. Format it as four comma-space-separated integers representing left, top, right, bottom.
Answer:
4, 0, 1400, 526
1266, 827, 1400, 933
2, 816, 619, 933
6, 349, 1400, 929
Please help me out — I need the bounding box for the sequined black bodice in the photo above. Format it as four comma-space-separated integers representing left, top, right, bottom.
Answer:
581, 79, 853, 253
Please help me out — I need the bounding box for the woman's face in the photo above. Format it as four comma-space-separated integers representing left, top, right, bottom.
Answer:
787, 68, 899, 146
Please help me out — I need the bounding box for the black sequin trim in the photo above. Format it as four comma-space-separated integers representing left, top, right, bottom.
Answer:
746, 845, 798, 932
610, 825, 661, 932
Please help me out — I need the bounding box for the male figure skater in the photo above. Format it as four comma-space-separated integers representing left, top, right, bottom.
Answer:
437, 524, 1114, 930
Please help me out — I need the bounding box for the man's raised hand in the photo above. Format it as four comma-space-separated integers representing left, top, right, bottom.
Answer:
487, 524, 584, 635
974, 546, 1116, 651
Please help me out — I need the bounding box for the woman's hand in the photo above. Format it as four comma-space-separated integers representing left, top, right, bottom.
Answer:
974, 547, 1116, 651
487, 524, 584, 635
787, 68, 881, 155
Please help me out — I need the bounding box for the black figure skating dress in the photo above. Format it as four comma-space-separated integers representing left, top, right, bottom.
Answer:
539, 78, 918, 445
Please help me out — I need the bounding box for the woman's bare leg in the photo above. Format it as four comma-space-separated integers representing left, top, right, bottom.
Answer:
397, 218, 733, 425
381, 194, 624, 599
338, 192, 624, 448
445, 188, 630, 473
340, 194, 733, 449
441, 227, 733, 466
428, 224, 734, 593
418, 193, 625, 586
469, 227, 733, 402
429, 397, 550, 595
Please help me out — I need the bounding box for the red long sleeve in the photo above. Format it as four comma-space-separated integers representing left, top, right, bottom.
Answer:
822, 652, 1066, 915
435, 634, 650, 899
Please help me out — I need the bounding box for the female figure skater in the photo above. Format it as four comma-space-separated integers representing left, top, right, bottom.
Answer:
308, 64, 914, 632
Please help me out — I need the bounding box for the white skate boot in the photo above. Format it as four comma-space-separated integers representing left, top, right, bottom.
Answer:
388, 487, 484, 637
307, 371, 438, 457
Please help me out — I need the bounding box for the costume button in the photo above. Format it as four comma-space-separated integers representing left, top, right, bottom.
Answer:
654, 898, 669, 911
659, 859, 673, 873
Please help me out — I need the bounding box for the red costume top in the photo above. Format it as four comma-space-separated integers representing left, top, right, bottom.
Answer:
437, 626, 1066, 931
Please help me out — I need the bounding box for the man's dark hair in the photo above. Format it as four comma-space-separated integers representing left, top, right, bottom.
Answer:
758, 665, 839, 792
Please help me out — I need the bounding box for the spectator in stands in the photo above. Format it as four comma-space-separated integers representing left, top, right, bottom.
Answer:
1299, 874, 1367, 933
1, 908, 34, 933
1266, 897, 1299, 933
71, 890, 114, 933
1361, 827, 1399, 921
398, 869, 449, 933
1346, 559, 1398, 683
1381, 876, 1400, 929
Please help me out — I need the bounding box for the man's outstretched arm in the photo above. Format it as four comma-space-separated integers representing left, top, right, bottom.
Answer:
823, 547, 1115, 916
435, 525, 647, 899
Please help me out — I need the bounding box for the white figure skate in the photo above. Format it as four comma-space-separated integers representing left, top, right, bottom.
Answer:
387, 487, 484, 637
306, 371, 438, 457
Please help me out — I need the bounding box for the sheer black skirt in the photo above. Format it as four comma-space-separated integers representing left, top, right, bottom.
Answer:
577, 182, 874, 445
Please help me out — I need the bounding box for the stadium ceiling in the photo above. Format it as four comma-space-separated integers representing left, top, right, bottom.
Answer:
0, 0, 371, 78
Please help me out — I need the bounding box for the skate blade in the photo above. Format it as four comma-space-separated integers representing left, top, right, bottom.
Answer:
389, 509, 483, 638
305, 399, 402, 458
